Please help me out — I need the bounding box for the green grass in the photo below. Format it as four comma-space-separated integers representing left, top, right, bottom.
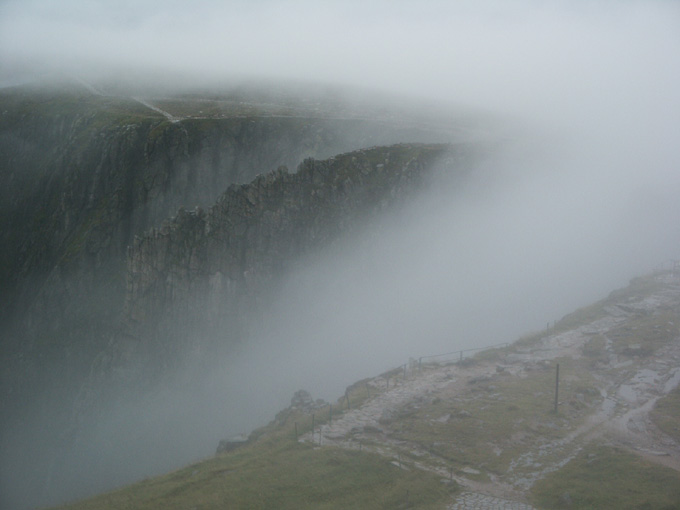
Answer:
56, 408, 456, 510
154, 98, 266, 118
607, 311, 679, 358
552, 273, 670, 336
582, 334, 607, 359
473, 344, 512, 362
388, 357, 600, 476
651, 386, 680, 443
554, 302, 607, 333
530, 444, 680, 509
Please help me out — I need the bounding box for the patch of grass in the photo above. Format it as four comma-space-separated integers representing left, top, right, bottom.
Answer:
609, 275, 666, 302
57, 396, 456, 510
56, 437, 454, 510
154, 98, 266, 118
530, 444, 680, 509
551, 274, 670, 336
345, 377, 378, 410
473, 344, 511, 362
554, 302, 607, 333
608, 311, 679, 358
389, 357, 600, 476
514, 330, 545, 349
582, 334, 609, 367
651, 385, 680, 443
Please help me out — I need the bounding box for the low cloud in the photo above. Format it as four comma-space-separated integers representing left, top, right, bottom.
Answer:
2, 1, 680, 508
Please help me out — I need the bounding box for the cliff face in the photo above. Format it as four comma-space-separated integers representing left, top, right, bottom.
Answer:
0, 88, 416, 324
121, 144, 450, 371
0, 84, 474, 510
0, 85, 445, 418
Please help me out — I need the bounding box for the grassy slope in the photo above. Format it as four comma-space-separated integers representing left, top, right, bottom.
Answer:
530, 444, 680, 509
375, 273, 680, 504
56, 407, 456, 510
651, 386, 680, 444
54, 274, 680, 509
388, 355, 601, 478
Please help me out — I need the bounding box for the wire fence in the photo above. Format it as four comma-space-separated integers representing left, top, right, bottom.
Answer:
376, 341, 513, 383
290, 340, 515, 447
416, 341, 510, 368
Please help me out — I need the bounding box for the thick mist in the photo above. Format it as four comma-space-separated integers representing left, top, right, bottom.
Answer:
1, 1, 680, 509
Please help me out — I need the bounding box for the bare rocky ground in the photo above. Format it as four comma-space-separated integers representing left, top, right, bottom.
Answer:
300, 272, 680, 509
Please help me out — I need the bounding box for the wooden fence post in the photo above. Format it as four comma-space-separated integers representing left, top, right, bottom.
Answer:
554, 363, 560, 413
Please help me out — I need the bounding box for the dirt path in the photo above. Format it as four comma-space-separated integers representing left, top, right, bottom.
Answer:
132, 97, 181, 123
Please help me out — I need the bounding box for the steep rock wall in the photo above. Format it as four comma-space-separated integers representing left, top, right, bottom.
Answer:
0, 86, 448, 434
0, 84, 479, 510
125, 144, 450, 356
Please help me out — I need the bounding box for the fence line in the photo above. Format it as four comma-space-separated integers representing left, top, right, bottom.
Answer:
378, 341, 512, 382
417, 341, 510, 368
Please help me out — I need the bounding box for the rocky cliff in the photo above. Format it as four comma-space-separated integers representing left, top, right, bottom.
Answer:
120, 144, 451, 373
0, 83, 450, 421
0, 82, 475, 510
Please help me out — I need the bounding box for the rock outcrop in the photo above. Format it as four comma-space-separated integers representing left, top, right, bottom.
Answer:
121, 144, 450, 371
0, 82, 479, 510
0, 85, 449, 423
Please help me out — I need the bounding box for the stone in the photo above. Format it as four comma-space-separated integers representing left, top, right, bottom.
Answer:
291, 389, 315, 410
216, 434, 249, 454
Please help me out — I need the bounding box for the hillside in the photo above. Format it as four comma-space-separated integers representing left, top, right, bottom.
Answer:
0, 81, 488, 510
55, 270, 680, 509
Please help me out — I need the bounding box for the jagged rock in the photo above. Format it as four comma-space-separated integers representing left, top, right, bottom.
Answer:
291, 389, 315, 410
216, 434, 249, 454
122, 143, 452, 370
1, 86, 451, 426
289, 390, 328, 412
0, 84, 476, 509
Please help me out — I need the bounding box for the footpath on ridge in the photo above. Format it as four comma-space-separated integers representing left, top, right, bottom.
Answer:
299, 271, 680, 508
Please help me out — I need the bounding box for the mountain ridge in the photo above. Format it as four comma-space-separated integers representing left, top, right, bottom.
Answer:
0, 83, 486, 510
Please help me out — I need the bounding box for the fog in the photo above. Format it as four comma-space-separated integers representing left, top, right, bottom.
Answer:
2, 1, 680, 509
